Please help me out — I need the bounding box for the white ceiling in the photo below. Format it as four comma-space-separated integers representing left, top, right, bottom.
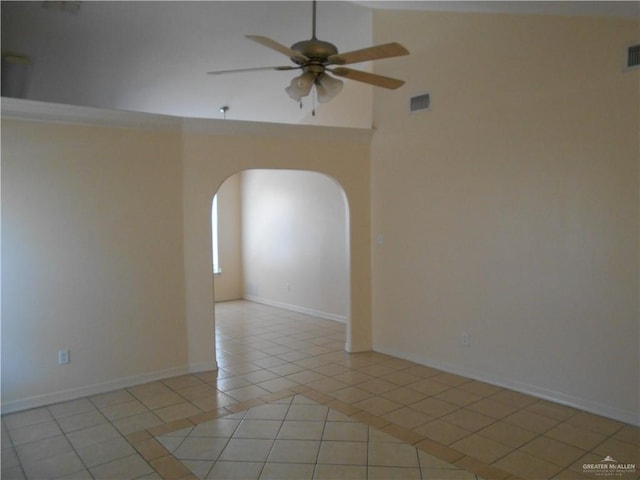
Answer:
2, 1, 637, 127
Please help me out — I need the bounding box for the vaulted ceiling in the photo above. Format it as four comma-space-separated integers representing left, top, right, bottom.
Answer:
2, 1, 636, 127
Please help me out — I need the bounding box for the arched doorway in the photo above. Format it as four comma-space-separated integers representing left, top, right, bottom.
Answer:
212, 169, 350, 331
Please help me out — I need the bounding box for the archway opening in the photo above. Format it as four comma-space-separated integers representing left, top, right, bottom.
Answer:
211, 169, 351, 360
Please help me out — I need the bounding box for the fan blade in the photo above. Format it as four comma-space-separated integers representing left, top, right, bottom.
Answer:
207, 65, 300, 75
245, 35, 309, 63
329, 67, 405, 89
327, 42, 409, 66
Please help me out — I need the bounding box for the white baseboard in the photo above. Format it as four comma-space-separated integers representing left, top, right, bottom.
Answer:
243, 295, 347, 324
189, 360, 219, 373
0, 364, 205, 415
374, 345, 639, 426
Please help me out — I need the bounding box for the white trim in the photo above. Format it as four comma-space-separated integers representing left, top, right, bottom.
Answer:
189, 361, 219, 373
374, 344, 640, 426
0, 365, 191, 415
345, 341, 372, 353
1, 98, 182, 132
243, 295, 347, 324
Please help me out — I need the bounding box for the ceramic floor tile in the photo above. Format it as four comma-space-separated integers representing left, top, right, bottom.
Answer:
379, 387, 426, 405
22, 451, 85, 479
112, 411, 164, 435
368, 442, 420, 467
234, 420, 283, 439
181, 459, 213, 479
415, 419, 473, 445
356, 378, 398, 395
502, 409, 560, 434
286, 404, 329, 421
153, 402, 202, 423
312, 464, 367, 479
57, 410, 108, 433
99, 399, 150, 421
525, 400, 580, 421
368, 466, 421, 479
322, 422, 368, 441
440, 409, 495, 432
277, 420, 326, 440
206, 460, 263, 480
382, 407, 432, 430
48, 398, 97, 419
15, 434, 74, 465
244, 403, 290, 421
565, 411, 626, 436
520, 436, 586, 467
353, 396, 402, 416
591, 437, 639, 464
218, 438, 274, 462
411, 397, 460, 418
451, 433, 513, 464
173, 436, 228, 461
75, 436, 136, 467
89, 453, 154, 480
9, 420, 62, 446
66, 423, 122, 449
544, 422, 609, 451
493, 450, 563, 479
267, 439, 320, 463
90, 389, 136, 409
3, 408, 53, 431
465, 397, 520, 420
476, 420, 537, 448
407, 379, 452, 396
317, 441, 368, 466
259, 462, 315, 480
226, 385, 271, 402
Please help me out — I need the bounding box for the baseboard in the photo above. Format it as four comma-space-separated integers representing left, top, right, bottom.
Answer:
1, 365, 193, 415
373, 345, 640, 426
243, 295, 347, 324
189, 360, 219, 373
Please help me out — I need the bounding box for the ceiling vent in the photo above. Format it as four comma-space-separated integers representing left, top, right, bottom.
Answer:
627, 44, 640, 68
410, 93, 430, 112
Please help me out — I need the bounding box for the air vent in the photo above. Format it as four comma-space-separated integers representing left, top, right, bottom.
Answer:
628, 44, 640, 68
410, 93, 430, 112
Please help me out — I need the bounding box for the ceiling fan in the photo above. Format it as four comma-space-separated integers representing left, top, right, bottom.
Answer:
207, 0, 409, 104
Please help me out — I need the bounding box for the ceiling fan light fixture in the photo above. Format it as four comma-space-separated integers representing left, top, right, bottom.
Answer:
285, 71, 316, 101
315, 73, 343, 103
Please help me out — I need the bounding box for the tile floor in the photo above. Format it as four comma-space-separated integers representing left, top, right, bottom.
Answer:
2, 300, 638, 480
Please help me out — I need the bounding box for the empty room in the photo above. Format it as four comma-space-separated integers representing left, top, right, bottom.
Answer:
1, 1, 638, 479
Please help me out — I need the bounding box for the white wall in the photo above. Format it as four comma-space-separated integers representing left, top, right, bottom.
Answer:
241, 170, 349, 322
371, 10, 639, 424
214, 173, 243, 302
2, 114, 188, 411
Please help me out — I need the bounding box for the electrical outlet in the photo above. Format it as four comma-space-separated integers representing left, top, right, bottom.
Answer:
58, 349, 70, 365
461, 332, 470, 347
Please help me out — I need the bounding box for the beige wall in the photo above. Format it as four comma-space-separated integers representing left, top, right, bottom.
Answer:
1, 117, 188, 410
371, 10, 639, 423
241, 169, 349, 321
1, 102, 372, 412
214, 173, 243, 302
181, 119, 373, 371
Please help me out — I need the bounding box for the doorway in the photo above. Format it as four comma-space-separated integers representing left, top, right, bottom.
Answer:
213, 169, 350, 326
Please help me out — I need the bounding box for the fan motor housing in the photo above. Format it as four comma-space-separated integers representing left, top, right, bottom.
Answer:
291, 39, 338, 64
